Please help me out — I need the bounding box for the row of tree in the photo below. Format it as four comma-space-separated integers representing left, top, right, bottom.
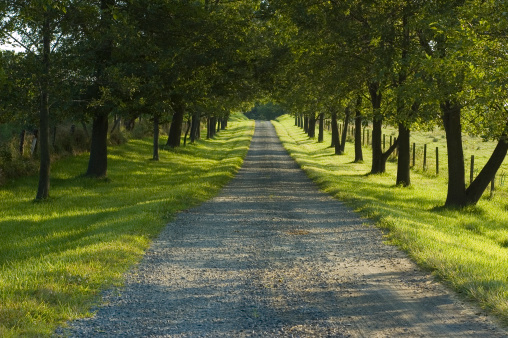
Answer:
0, 0, 276, 200
2, 1, 507, 208
265, 0, 508, 207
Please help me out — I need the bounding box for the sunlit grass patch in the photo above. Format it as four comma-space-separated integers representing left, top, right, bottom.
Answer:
273, 114, 508, 325
0, 114, 254, 336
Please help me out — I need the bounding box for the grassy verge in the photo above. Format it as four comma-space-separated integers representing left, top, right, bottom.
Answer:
0, 113, 254, 337
273, 114, 508, 324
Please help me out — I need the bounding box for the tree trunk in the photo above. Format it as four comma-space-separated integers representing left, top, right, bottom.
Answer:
207, 116, 216, 139
86, 0, 114, 178
36, 13, 51, 200
395, 10, 411, 185
354, 99, 363, 162
466, 135, 508, 204
152, 113, 159, 161
396, 123, 411, 186
318, 113, 324, 142
223, 113, 229, 129
369, 82, 386, 174
110, 115, 121, 134
330, 111, 338, 148
207, 117, 211, 139
303, 116, 309, 134
441, 101, 467, 207
183, 119, 191, 146
190, 111, 200, 143
308, 113, 316, 138
86, 112, 109, 177
166, 103, 185, 148
340, 108, 351, 153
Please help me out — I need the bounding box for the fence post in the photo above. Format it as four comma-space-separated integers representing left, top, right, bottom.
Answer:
470, 155, 474, 185
491, 174, 495, 198
436, 147, 439, 175
412, 143, 416, 167
423, 144, 427, 171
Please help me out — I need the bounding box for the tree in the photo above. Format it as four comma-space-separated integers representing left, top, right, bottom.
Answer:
1, 0, 72, 199
415, 0, 508, 206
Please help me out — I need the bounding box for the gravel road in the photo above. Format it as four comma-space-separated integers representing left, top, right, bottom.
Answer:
60, 121, 507, 337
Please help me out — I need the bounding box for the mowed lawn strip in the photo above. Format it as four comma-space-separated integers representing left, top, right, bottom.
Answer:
0, 114, 254, 337
273, 114, 508, 325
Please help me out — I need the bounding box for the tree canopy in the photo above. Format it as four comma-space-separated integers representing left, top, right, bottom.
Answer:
0, 0, 507, 207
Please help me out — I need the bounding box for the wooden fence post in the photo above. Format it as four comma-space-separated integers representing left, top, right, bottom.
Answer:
423, 144, 427, 171
491, 174, 495, 198
470, 155, 475, 185
436, 147, 439, 175
412, 142, 416, 167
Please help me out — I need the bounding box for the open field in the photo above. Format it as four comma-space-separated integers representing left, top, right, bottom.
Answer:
273, 114, 508, 325
0, 114, 254, 337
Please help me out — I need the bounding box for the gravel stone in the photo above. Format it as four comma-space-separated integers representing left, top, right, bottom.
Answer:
57, 121, 507, 337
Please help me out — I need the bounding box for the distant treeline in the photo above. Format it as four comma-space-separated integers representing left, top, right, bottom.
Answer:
245, 103, 286, 121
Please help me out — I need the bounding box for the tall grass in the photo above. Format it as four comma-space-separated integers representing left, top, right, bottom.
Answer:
273, 115, 508, 325
0, 113, 254, 337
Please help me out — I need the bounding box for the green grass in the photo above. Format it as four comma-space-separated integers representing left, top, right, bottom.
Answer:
273, 114, 508, 325
0, 113, 254, 337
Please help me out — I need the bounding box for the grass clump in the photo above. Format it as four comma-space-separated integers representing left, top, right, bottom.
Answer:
0, 113, 254, 337
273, 114, 508, 325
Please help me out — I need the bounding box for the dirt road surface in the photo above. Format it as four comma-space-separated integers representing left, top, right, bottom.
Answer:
61, 121, 507, 337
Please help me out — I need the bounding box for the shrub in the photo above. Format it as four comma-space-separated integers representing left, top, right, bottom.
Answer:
52, 125, 90, 156
109, 129, 128, 146
129, 118, 153, 139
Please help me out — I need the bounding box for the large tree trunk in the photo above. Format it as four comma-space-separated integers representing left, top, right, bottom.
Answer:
152, 113, 159, 161
441, 101, 467, 207
318, 113, 324, 142
354, 98, 363, 162
86, 112, 109, 177
308, 113, 316, 138
395, 11, 411, 186
396, 123, 411, 186
166, 102, 185, 147
303, 115, 309, 134
340, 108, 350, 153
86, 0, 114, 178
36, 14, 51, 200
207, 116, 217, 139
